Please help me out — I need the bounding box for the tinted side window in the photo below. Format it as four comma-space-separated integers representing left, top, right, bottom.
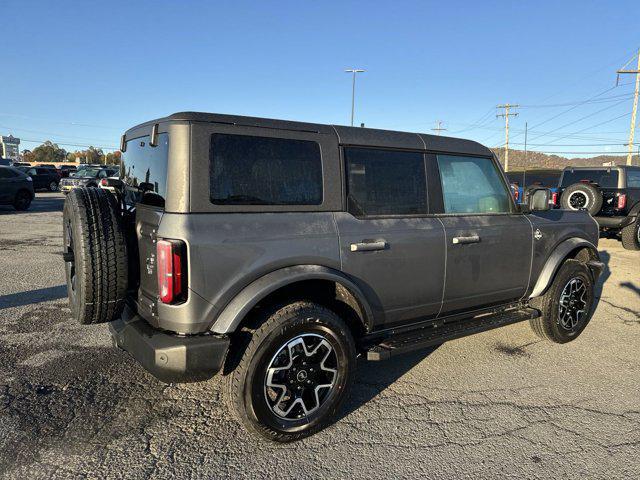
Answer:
345, 147, 427, 216
210, 134, 322, 205
626, 170, 640, 188
436, 155, 511, 214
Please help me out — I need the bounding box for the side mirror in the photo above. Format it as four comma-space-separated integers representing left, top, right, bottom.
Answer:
527, 187, 551, 212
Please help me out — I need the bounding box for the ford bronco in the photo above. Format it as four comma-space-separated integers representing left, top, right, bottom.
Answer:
557, 165, 640, 250
62, 112, 604, 442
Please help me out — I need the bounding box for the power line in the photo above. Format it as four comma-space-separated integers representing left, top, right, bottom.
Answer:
18, 137, 119, 150
524, 98, 630, 144
519, 93, 634, 108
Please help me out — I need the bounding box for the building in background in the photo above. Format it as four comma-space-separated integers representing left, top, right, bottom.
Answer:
0, 135, 20, 161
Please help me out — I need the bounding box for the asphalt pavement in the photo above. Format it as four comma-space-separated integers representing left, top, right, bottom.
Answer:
1, 192, 639, 479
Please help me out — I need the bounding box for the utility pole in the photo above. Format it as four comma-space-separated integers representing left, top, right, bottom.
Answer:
345, 68, 365, 127
496, 103, 519, 171
523, 122, 528, 189
431, 120, 447, 135
617, 49, 640, 166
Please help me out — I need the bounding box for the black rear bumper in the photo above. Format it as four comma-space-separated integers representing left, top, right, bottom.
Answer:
109, 306, 230, 383
594, 215, 636, 229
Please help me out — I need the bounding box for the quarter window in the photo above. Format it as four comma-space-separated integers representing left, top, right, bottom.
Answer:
210, 134, 323, 205
345, 147, 428, 216
436, 155, 511, 214
626, 170, 640, 188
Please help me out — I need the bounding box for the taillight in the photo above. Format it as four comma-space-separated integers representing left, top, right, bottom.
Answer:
617, 194, 626, 210
157, 239, 187, 304
551, 192, 559, 205
100, 178, 108, 186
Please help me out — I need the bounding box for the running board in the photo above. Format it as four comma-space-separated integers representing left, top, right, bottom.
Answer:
366, 307, 540, 361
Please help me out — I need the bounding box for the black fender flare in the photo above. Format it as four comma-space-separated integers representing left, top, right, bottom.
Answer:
209, 265, 374, 334
529, 238, 601, 298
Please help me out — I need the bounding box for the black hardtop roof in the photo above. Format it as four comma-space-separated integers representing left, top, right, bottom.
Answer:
125, 111, 493, 157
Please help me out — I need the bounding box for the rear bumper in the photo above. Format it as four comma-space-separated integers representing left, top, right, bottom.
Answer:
109, 305, 230, 383
594, 215, 636, 229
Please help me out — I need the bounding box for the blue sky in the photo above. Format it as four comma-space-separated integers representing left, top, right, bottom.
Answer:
2, 0, 639, 157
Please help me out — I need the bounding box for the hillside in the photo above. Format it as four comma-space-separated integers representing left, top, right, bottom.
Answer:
491, 148, 638, 171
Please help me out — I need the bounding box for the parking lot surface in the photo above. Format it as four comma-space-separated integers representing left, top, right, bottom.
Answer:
1, 192, 639, 479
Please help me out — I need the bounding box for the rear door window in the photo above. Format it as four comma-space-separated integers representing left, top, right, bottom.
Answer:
344, 147, 427, 216
210, 134, 323, 205
436, 155, 511, 214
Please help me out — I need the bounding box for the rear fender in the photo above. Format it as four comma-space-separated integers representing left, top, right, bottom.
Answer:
209, 265, 374, 334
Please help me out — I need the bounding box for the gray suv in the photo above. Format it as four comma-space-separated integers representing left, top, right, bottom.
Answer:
62, 112, 604, 442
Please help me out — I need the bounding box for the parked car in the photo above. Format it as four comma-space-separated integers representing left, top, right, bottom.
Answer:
62, 112, 604, 442
507, 169, 562, 204
57, 164, 78, 178
11, 162, 31, 167
37, 163, 57, 169
0, 158, 11, 166
0, 165, 34, 210
59, 166, 120, 193
17, 166, 60, 191
557, 165, 640, 250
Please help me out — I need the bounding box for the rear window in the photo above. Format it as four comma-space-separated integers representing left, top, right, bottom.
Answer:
561, 169, 618, 189
121, 133, 169, 207
210, 134, 323, 205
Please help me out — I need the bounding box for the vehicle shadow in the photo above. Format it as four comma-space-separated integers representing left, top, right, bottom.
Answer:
593, 250, 611, 310
0, 195, 64, 215
0, 284, 67, 310
338, 345, 440, 422
620, 281, 640, 298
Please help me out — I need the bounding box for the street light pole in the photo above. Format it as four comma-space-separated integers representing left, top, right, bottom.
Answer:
345, 69, 365, 126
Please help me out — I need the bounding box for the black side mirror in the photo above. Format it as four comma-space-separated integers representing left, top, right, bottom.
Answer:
527, 187, 551, 212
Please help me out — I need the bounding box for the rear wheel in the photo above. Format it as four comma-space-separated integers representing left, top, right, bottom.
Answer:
621, 217, 640, 250
63, 187, 128, 324
530, 259, 595, 343
13, 190, 32, 211
228, 301, 356, 442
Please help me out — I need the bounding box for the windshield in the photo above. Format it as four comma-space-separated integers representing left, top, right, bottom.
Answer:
72, 168, 100, 178
121, 133, 169, 207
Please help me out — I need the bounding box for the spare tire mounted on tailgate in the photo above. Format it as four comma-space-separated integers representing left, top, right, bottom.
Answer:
63, 187, 128, 324
560, 182, 602, 215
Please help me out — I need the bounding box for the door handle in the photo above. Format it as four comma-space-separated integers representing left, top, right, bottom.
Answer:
452, 235, 480, 245
350, 240, 388, 252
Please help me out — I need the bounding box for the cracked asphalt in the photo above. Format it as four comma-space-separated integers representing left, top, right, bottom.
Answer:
1, 192, 639, 479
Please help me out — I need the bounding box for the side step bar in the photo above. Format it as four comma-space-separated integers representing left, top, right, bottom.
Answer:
366, 307, 540, 361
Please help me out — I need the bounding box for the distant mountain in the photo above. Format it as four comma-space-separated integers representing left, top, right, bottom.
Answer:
491, 148, 638, 171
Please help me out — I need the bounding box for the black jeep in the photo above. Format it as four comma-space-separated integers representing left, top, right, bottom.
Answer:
62, 112, 604, 442
557, 166, 640, 250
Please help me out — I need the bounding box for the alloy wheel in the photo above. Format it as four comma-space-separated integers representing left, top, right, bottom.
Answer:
558, 277, 588, 330
264, 334, 338, 420
568, 191, 588, 210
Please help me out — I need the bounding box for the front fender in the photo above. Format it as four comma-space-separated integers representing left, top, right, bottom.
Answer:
529, 238, 600, 298
209, 265, 374, 334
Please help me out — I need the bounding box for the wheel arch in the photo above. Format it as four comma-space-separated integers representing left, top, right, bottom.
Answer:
209, 265, 374, 336
529, 237, 601, 298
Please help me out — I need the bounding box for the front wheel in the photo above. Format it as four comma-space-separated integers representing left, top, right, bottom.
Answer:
228, 301, 356, 442
49, 181, 59, 192
530, 259, 595, 343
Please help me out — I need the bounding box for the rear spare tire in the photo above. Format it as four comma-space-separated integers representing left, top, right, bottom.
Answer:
63, 187, 128, 324
560, 182, 602, 215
